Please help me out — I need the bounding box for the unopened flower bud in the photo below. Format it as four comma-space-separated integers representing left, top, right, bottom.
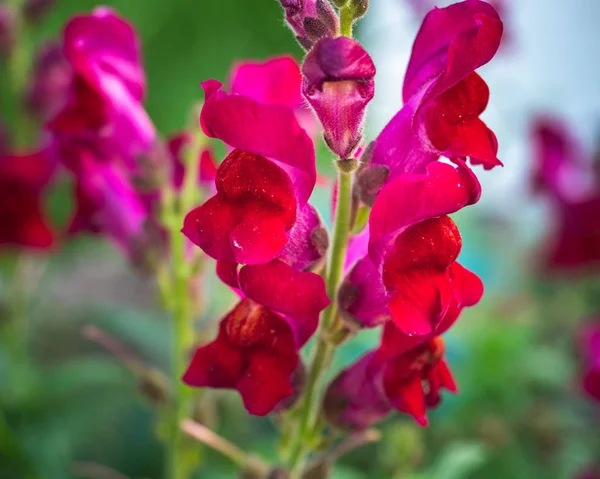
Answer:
302, 37, 375, 159
24, 0, 56, 23
356, 165, 389, 206
348, 0, 368, 19
279, 0, 339, 50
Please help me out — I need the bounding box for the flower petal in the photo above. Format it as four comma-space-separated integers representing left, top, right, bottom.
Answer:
403, 0, 503, 102
200, 80, 316, 206
239, 260, 330, 346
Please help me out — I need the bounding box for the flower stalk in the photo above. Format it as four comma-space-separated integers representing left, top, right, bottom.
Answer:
287, 168, 353, 476
162, 131, 204, 479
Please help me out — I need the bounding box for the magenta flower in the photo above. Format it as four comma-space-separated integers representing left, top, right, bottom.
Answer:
60, 141, 148, 253
183, 260, 329, 415
302, 37, 376, 159
230, 55, 317, 138
532, 117, 600, 271
0, 151, 55, 249
579, 322, 600, 403
358, 0, 503, 203
48, 7, 155, 165
182, 79, 317, 265
279, 0, 339, 50
325, 331, 457, 429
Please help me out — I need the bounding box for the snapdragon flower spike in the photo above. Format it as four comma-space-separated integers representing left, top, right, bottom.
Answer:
302, 37, 376, 159
182, 80, 316, 265
358, 0, 502, 201
340, 160, 481, 335
532, 117, 600, 270
183, 259, 330, 415
230, 56, 317, 137
325, 332, 457, 429
279, 0, 339, 50
579, 322, 600, 403
48, 7, 154, 165
0, 151, 55, 249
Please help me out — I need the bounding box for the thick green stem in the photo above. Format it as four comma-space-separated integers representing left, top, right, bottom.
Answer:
287, 170, 353, 476
339, 6, 354, 37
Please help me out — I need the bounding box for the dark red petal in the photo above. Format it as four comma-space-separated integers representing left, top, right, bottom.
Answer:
216, 260, 240, 290
383, 371, 428, 427
182, 196, 239, 262
182, 323, 244, 389
236, 351, 295, 416
239, 260, 330, 346
183, 150, 297, 264
420, 73, 501, 168
382, 217, 462, 336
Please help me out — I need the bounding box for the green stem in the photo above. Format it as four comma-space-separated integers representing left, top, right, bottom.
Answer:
163, 132, 203, 479
339, 6, 354, 37
287, 170, 353, 476
5, 0, 36, 149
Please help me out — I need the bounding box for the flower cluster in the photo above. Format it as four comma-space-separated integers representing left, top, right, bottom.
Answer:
182, 57, 331, 415
532, 117, 600, 272
183, 0, 503, 428
324, 0, 503, 428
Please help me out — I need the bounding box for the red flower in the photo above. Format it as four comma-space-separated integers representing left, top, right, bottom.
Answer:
183, 260, 329, 415
325, 329, 458, 429
0, 151, 55, 249
358, 0, 503, 203
182, 79, 316, 265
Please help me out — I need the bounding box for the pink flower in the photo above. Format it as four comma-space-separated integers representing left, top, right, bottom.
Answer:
279, 0, 339, 50
182, 79, 317, 265
230, 55, 318, 138
325, 331, 457, 429
0, 151, 55, 249
532, 117, 600, 271
48, 7, 155, 165
302, 37, 376, 159
357, 0, 503, 204
183, 260, 329, 415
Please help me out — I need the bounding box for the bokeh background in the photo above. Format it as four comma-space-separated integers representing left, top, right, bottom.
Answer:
1, 1, 599, 478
